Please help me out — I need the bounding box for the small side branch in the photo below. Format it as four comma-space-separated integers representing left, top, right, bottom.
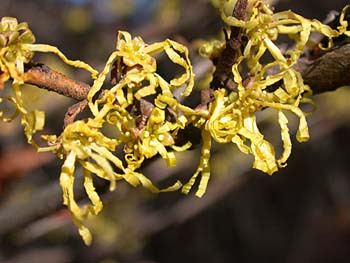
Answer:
64, 99, 88, 128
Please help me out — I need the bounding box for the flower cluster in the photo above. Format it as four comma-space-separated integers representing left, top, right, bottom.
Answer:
1, 0, 349, 246
0, 16, 42, 147
195, 0, 350, 177
45, 31, 195, 245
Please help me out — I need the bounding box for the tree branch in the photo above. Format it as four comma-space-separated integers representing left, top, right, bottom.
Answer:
297, 44, 350, 94
23, 63, 90, 101
19, 44, 350, 106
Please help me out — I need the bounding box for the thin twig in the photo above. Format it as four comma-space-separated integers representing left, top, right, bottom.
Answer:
63, 99, 88, 128
210, 0, 248, 91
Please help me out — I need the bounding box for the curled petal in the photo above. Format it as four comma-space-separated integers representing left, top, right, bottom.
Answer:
277, 110, 292, 167
60, 151, 92, 246
83, 169, 103, 216
24, 44, 98, 77
0, 96, 20, 122
239, 115, 278, 175
182, 130, 211, 197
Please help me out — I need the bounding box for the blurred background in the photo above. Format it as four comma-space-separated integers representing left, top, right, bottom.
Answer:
0, 0, 349, 262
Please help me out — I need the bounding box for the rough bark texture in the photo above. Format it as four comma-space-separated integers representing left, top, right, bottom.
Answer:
23, 63, 90, 101
299, 44, 350, 94
210, 0, 247, 91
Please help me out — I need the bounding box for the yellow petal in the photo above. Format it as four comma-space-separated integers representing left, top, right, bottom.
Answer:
23, 44, 98, 77
83, 169, 103, 216
277, 110, 292, 167
182, 130, 211, 197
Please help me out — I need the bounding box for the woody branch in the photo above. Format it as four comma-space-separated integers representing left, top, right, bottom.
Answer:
19, 44, 350, 103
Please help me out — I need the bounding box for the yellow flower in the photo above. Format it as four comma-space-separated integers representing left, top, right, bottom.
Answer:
0, 17, 35, 75
56, 114, 184, 245
50, 31, 195, 245
88, 30, 194, 115
186, 1, 349, 193
0, 17, 98, 149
